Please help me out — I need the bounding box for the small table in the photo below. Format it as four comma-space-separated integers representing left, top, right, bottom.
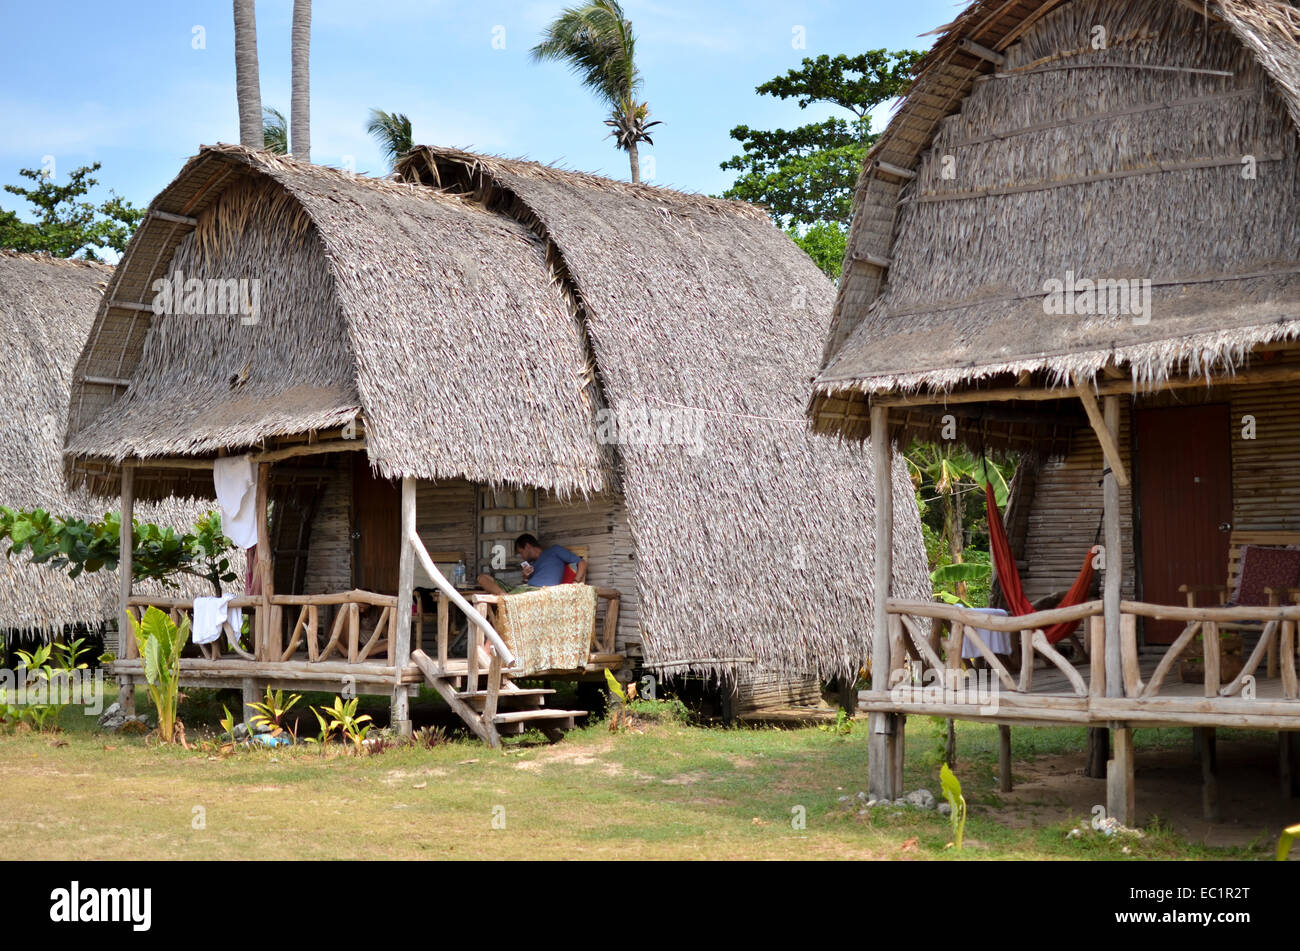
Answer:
960, 607, 1012, 658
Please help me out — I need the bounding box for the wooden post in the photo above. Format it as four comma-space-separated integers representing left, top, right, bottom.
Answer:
1102, 395, 1123, 700
242, 677, 259, 726
1107, 726, 1136, 827
255, 462, 273, 661
998, 724, 1013, 792
392, 477, 415, 737
117, 466, 136, 715
1280, 731, 1300, 798
868, 404, 899, 801
1195, 727, 1220, 821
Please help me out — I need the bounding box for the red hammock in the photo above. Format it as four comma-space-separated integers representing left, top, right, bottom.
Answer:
985, 482, 1094, 644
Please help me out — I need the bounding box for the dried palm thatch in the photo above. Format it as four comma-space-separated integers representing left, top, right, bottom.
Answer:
0, 252, 232, 638
64, 145, 610, 499
398, 146, 932, 678
811, 0, 1300, 447
64, 144, 930, 679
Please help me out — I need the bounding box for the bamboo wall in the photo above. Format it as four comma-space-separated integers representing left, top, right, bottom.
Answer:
537, 490, 642, 660
1022, 355, 1300, 609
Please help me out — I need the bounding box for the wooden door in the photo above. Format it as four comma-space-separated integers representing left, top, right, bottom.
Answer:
1134, 403, 1233, 644
352, 455, 401, 594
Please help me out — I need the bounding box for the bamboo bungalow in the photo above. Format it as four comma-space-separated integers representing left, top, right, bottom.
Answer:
810, 0, 1300, 822
62, 144, 930, 745
0, 251, 220, 647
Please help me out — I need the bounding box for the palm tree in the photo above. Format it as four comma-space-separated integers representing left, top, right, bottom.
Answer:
290, 0, 311, 161
531, 1, 660, 184
366, 109, 413, 170
263, 107, 288, 154
233, 0, 262, 150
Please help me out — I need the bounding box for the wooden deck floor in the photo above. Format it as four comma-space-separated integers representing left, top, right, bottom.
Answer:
860, 649, 1300, 730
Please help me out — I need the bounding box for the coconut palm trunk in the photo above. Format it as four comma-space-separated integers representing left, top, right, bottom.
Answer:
290, 0, 311, 161
233, 0, 262, 150
627, 139, 640, 184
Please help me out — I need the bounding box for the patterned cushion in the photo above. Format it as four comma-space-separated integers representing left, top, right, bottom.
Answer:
1233, 546, 1300, 606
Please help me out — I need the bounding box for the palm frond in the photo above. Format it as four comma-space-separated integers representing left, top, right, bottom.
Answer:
262, 106, 288, 155
530, 1, 640, 108
365, 109, 414, 170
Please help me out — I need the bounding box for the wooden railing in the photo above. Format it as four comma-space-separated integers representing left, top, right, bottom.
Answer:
885, 599, 1103, 698
1122, 600, 1300, 700
883, 597, 1300, 704
126, 590, 402, 666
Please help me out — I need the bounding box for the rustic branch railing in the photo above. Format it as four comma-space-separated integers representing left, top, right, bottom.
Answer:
1123, 600, 1300, 700
883, 597, 1300, 704
885, 599, 1102, 699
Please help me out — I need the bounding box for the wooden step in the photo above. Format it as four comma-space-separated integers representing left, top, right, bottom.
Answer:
458, 689, 552, 710
492, 708, 587, 724
457, 687, 555, 699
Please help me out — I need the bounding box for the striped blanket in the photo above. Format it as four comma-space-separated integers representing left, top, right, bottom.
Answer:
497, 583, 596, 676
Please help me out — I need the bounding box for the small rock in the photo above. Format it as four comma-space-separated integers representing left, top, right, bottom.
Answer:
856, 791, 869, 801
232, 723, 250, 740
893, 798, 908, 806
938, 803, 952, 816
838, 795, 850, 802
97, 702, 122, 727
866, 799, 878, 808
906, 788, 937, 810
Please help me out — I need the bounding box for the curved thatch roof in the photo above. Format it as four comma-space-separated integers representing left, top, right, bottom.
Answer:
398, 146, 932, 677
811, 0, 1300, 444
0, 252, 222, 634
65, 144, 931, 678
64, 145, 609, 499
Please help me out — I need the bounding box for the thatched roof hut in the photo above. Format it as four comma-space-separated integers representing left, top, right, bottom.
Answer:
63, 144, 930, 680
810, 0, 1300, 450
0, 251, 221, 637
806, 0, 1300, 815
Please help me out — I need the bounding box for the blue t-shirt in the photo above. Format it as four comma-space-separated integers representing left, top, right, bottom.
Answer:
529, 545, 581, 586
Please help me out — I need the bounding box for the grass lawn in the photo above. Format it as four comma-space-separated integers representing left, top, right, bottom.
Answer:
0, 688, 1286, 860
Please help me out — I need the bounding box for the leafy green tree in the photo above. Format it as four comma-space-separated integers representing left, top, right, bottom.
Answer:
0, 162, 145, 260
721, 51, 922, 277
531, 1, 660, 183
907, 443, 1014, 605
366, 109, 414, 170
0, 508, 237, 595
263, 106, 289, 154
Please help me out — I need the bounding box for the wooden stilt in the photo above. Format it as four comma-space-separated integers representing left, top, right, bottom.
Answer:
241, 677, 259, 726
392, 477, 415, 737
868, 404, 898, 801
1195, 727, 1220, 821
1281, 731, 1300, 798
945, 718, 957, 767
999, 724, 1013, 791
118, 466, 136, 716
255, 462, 273, 661
1085, 727, 1109, 778
1107, 726, 1136, 826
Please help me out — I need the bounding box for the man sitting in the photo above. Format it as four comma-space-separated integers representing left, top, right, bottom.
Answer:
477, 533, 586, 595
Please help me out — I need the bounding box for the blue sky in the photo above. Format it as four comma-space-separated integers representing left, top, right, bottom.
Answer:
1, 0, 956, 248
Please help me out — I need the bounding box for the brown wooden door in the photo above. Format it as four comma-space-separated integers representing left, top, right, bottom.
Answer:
1135, 403, 1233, 644
352, 455, 401, 594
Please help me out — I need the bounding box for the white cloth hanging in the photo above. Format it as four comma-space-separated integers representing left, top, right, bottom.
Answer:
192, 595, 242, 646
961, 607, 1012, 658
213, 454, 258, 549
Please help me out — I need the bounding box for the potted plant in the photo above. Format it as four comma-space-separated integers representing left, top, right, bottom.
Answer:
1179, 629, 1245, 684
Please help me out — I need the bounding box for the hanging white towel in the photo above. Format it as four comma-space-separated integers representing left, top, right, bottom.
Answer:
214, 454, 258, 549
193, 595, 242, 646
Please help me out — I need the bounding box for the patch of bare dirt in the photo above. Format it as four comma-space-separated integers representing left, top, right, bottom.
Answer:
989, 733, 1295, 847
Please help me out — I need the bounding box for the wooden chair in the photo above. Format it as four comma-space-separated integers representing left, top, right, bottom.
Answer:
1179, 530, 1300, 678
